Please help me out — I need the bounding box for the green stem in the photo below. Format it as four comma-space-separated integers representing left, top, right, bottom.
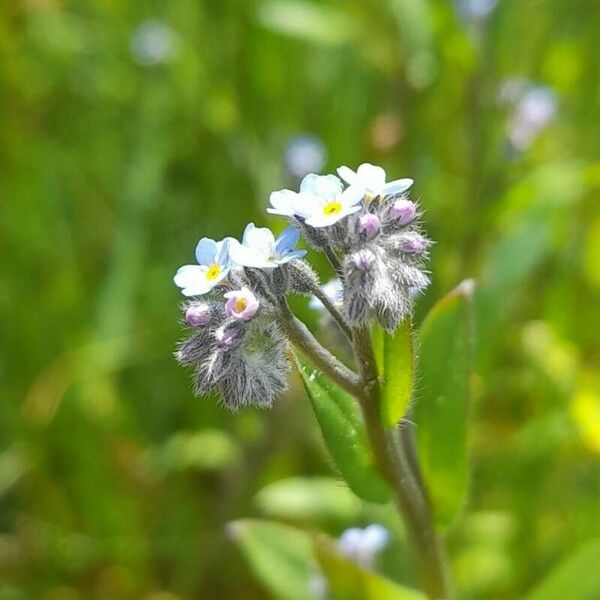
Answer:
276, 300, 363, 399
351, 326, 452, 600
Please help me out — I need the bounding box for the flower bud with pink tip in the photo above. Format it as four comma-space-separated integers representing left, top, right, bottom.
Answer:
390, 199, 416, 225
359, 213, 381, 240
185, 304, 212, 327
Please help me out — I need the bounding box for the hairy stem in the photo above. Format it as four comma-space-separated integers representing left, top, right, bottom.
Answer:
309, 282, 353, 342
323, 244, 345, 280
276, 300, 363, 398
351, 325, 452, 600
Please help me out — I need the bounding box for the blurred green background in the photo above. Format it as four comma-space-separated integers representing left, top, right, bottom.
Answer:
1, 0, 598, 598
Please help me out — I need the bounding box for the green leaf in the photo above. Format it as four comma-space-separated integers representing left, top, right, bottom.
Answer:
154, 429, 241, 473
526, 539, 600, 600
229, 519, 314, 600
314, 536, 426, 600
298, 361, 392, 504
414, 280, 475, 529
254, 477, 363, 522
381, 320, 415, 428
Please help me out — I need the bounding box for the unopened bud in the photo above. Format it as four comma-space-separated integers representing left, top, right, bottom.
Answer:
216, 325, 238, 349
400, 234, 426, 254
390, 199, 416, 225
359, 213, 381, 240
353, 249, 375, 271
185, 304, 211, 326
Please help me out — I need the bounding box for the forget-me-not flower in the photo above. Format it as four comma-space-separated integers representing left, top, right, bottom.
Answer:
268, 173, 364, 227
174, 237, 232, 296
337, 163, 413, 201
229, 223, 306, 269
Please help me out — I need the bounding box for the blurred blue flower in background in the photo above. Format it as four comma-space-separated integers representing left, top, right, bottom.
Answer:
130, 19, 179, 66
456, 0, 498, 22
499, 78, 558, 151
309, 278, 343, 310
337, 524, 390, 570
283, 135, 327, 179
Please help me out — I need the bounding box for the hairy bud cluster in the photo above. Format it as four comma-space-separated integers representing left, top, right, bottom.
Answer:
174, 163, 430, 409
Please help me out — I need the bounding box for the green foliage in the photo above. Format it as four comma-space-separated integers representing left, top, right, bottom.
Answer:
1, 0, 598, 597
254, 476, 363, 523
298, 361, 392, 504
314, 537, 425, 600
380, 320, 415, 428
526, 539, 600, 600
230, 519, 315, 600
414, 280, 475, 529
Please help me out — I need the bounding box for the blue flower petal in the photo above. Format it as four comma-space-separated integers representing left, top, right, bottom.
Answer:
195, 238, 218, 265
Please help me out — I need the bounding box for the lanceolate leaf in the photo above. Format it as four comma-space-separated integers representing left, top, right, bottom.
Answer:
229, 519, 314, 600
298, 361, 392, 504
525, 538, 600, 600
381, 319, 415, 428
314, 536, 426, 600
414, 280, 475, 529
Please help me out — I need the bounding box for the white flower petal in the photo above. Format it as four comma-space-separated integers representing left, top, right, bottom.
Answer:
242, 223, 275, 253
174, 265, 205, 289
313, 175, 343, 200
269, 189, 298, 216
340, 185, 365, 207
383, 178, 413, 195
337, 165, 357, 185
174, 265, 214, 296
356, 163, 386, 191
228, 239, 274, 269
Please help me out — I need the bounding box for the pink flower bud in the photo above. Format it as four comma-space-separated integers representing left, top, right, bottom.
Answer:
216, 326, 238, 349
185, 304, 211, 326
223, 287, 260, 322
390, 199, 416, 225
401, 235, 426, 254
353, 249, 375, 271
359, 213, 381, 240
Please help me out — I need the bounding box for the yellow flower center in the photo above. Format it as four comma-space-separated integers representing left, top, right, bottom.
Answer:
234, 298, 247, 313
322, 201, 342, 216
205, 264, 221, 281
364, 192, 376, 203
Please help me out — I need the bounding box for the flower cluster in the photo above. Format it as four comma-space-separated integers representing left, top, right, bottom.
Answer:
174, 163, 430, 409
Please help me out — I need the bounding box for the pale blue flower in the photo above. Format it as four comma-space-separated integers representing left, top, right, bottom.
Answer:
229, 223, 306, 269
174, 237, 232, 296
337, 163, 413, 201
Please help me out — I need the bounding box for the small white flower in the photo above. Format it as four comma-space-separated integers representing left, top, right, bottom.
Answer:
337, 524, 390, 569
229, 223, 306, 269
174, 237, 232, 296
337, 163, 413, 200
